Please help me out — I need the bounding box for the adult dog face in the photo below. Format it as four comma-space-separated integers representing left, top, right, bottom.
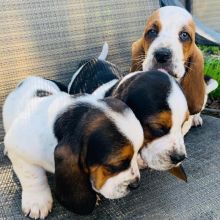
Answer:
131, 6, 205, 115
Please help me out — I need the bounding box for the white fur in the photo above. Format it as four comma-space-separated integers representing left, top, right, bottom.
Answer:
206, 78, 218, 94
142, 6, 193, 80
67, 64, 85, 93
3, 77, 144, 218
98, 42, 109, 60
115, 71, 142, 91
92, 79, 118, 99
3, 76, 61, 133
141, 75, 188, 170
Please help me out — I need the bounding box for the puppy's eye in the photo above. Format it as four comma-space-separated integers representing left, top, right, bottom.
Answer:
179, 31, 191, 42
105, 159, 130, 173
146, 29, 158, 39
147, 123, 169, 137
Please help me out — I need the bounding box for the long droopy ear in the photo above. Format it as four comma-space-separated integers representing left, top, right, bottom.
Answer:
181, 46, 205, 115
54, 143, 96, 215
131, 38, 145, 72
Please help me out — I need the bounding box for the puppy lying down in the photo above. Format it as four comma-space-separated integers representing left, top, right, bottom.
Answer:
3, 76, 144, 219
68, 44, 190, 181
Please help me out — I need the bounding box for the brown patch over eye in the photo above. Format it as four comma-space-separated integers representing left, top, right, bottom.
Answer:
143, 11, 161, 50
144, 111, 172, 144
90, 145, 134, 189
181, 21, 195, 64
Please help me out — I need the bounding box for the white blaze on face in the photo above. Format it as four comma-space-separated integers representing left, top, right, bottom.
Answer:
141, 76, 188, 170
142, 6, 193, 79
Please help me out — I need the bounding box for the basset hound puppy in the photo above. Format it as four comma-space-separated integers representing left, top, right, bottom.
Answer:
3, 76, 144, 219
131, 6, 218, 132
68, 56, 189, 173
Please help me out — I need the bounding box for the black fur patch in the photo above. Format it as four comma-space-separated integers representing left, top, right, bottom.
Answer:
113, 71, 171, 120
35, 89, 53, 97
103, 97, 128, 113
110, 71, 172, 138
69, 58, 121, 94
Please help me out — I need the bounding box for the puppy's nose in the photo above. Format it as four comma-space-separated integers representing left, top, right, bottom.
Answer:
170, 153, 186, 164
154, 48, 172, 63
128, 177, 140, 190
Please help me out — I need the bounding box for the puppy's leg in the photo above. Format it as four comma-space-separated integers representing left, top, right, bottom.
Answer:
8, 152, 53, 219
192, 113, 203, 127
192, 93, 207, 127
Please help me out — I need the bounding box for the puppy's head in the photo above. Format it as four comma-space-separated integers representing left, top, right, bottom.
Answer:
54, 96, 143, 214
113, 70, 189, 171
131, 6, 205, 114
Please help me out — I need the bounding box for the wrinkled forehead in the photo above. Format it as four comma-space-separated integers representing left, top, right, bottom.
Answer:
147, 6, 194, 32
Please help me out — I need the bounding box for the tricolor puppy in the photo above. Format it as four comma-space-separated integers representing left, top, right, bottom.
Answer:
131, 6, 218, 132
68, 55, 189, 172
68, 42, 120, 94
3, 76, 144, 219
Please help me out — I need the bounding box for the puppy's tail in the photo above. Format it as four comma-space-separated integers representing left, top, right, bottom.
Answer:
98, 42, 109, 60
205, 75, 218, 94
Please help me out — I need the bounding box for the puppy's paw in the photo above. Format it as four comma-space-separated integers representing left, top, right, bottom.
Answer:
137, 154, 147, 169
192, 114, 203, 127
22, 188, 53, 219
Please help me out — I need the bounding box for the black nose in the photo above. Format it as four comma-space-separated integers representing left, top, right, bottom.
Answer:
128, 177, 140, 190
154, 48, 172, 63
170, 153, 186, 164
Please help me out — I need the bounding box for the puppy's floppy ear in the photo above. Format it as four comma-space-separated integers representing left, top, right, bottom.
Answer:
131, 38, 145, 72
54, 143, 96, 215
181, 46, 205, 115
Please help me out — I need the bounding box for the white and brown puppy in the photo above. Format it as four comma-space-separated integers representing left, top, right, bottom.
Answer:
68, 59, 189, 172
131, 6, 218, 131
3, 76, 144, 219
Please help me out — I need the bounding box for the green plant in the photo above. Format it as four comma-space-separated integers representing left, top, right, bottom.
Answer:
198, 45, 220, 98
204, 57, 220, 98
198, 45, 220, 55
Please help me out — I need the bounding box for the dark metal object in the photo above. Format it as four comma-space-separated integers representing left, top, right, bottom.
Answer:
185, 0, 192, 12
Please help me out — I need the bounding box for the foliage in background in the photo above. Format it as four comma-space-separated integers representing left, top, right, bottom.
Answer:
199, 45, 220, 98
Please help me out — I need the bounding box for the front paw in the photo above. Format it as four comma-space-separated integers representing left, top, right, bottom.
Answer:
22, 188, 53, 219
192, 114, 203, 127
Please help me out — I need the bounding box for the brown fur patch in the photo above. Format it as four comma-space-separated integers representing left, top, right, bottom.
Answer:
131, 10, 161, 72
181, 44, 205, 114
144, 111, 172, 144
182, 111, 190, 127
90, 145, 134, 189
182, 21, 196, 63
54, 144, 97, 214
